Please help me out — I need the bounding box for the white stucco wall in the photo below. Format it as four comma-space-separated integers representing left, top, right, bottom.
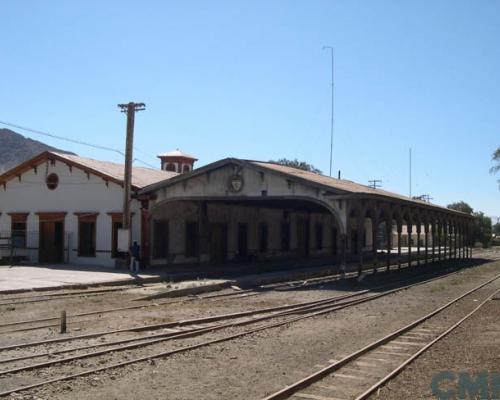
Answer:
0, 159, 141, 267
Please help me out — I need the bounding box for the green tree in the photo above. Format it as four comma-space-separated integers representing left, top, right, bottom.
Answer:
447, 201, 473, 215
491, 146, 500, 187
447, 202, 492, 247
271, 158, 322, 174
471, 212, 492, 248
493, 221, 500, 235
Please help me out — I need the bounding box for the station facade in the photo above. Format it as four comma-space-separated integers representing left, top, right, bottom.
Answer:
139, 158, 473, 272
0, 152, 473, 271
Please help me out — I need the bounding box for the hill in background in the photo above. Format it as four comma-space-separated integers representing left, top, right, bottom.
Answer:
0, 128, 75, 173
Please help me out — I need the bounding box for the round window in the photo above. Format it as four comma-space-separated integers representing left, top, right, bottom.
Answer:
46, 173, 59, 190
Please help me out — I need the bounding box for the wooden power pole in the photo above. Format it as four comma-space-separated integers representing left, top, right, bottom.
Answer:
117, 102, 145, 246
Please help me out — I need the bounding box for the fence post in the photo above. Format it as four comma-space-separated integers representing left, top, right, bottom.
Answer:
60, 311, 67, 334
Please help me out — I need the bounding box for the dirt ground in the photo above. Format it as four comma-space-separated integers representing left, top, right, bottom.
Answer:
0, 253, 499, 400
369, 297, 499, 400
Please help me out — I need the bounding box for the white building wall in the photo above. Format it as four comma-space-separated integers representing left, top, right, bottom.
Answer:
0, 159, 141, 267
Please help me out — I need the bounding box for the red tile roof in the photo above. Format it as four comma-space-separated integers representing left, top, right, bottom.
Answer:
0, 151, 177, 189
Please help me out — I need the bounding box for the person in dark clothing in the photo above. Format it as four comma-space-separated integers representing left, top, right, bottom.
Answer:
129, 241, 140, 273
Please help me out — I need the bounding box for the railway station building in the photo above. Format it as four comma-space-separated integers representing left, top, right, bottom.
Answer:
139, 158, 473, 272
0, 151, 473, 271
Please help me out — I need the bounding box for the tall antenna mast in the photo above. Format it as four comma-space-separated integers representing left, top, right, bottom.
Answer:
409, 147, 412, 198
323, 46, 334, 176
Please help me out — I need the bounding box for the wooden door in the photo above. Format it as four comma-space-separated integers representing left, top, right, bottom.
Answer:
39, 221, 64, 263
210, 223, 227, 264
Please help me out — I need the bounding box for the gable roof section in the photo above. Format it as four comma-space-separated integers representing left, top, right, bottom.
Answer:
141, 157, 470, 217
0, 151, 178, 190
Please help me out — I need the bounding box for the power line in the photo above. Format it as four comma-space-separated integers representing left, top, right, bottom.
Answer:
0, 120, 124, 155
0, 119, 158, 169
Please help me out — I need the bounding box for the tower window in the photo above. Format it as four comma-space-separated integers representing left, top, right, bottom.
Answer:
165, 163, 176, 172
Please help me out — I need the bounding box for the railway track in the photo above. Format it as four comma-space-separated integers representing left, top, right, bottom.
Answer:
2, 251, 496, 335
0, 259, 483, 349
261, 281, 500, 400
3, 248, 495, 307
0, 266, 498, 398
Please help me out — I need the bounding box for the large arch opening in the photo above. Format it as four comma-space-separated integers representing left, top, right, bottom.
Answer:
148, 196, 344, 270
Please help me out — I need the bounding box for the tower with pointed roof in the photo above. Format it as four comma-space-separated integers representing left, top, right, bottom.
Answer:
157, 149, 198, 174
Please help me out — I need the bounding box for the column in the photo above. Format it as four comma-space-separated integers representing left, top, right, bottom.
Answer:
407, 223, 412, 268
453, 224, 458, 259
357, 215, 364, 276
372, 217, 379, 273
437, 221, 442, 261
340, 233, 347, 276
397, 221, 402, 269
386, 218, 392, 271
416, 224, 421, 266
198, 201, 209, 262
464, 225, 469, 258
460, 225, 464, 259
431, 221, 436, 263
424, 223, 429, 265
140, 199, 150, 268
443, 223, 448, 261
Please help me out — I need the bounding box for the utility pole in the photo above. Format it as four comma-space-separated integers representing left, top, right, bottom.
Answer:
117, 102, 146, 243
323, 46, 334, 177
368, 179, 382, 189
414, 194, 433, 203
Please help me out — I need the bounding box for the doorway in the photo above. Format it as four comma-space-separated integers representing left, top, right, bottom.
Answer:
209, 223, 227, 264
296, 216, 310, 257
39, 220, 65, 263
237, 223, 248, 259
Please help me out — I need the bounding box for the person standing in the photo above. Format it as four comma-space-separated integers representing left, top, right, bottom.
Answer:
129, 241, 140, 273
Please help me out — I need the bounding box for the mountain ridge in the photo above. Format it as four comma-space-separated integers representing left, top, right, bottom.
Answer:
0, 128, 75, 173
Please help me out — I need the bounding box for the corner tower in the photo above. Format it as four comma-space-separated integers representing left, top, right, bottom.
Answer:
157, 149, 198, 173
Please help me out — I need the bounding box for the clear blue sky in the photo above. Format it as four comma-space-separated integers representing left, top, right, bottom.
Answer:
1, 1, 499, 218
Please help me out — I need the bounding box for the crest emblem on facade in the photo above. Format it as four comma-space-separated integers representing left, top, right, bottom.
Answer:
228, 174, 244, 192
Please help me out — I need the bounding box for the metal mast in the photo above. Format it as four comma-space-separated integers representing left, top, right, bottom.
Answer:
323, 46, 334, 177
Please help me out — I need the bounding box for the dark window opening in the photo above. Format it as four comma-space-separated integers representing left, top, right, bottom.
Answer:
46, 173, 59, 190
258, 223, 268, 253
12, 222, 27, 248
238, 223, 248, 257
315, 223, 323, 250
78, 220, 96, 257
351, 229, 358, 254
281, 222, 290, 251
111, 220, 123, 258
153, 220, 169, 258
185, 222, 199, 258
165, 163, 176, 172
182, 164, 190, 173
